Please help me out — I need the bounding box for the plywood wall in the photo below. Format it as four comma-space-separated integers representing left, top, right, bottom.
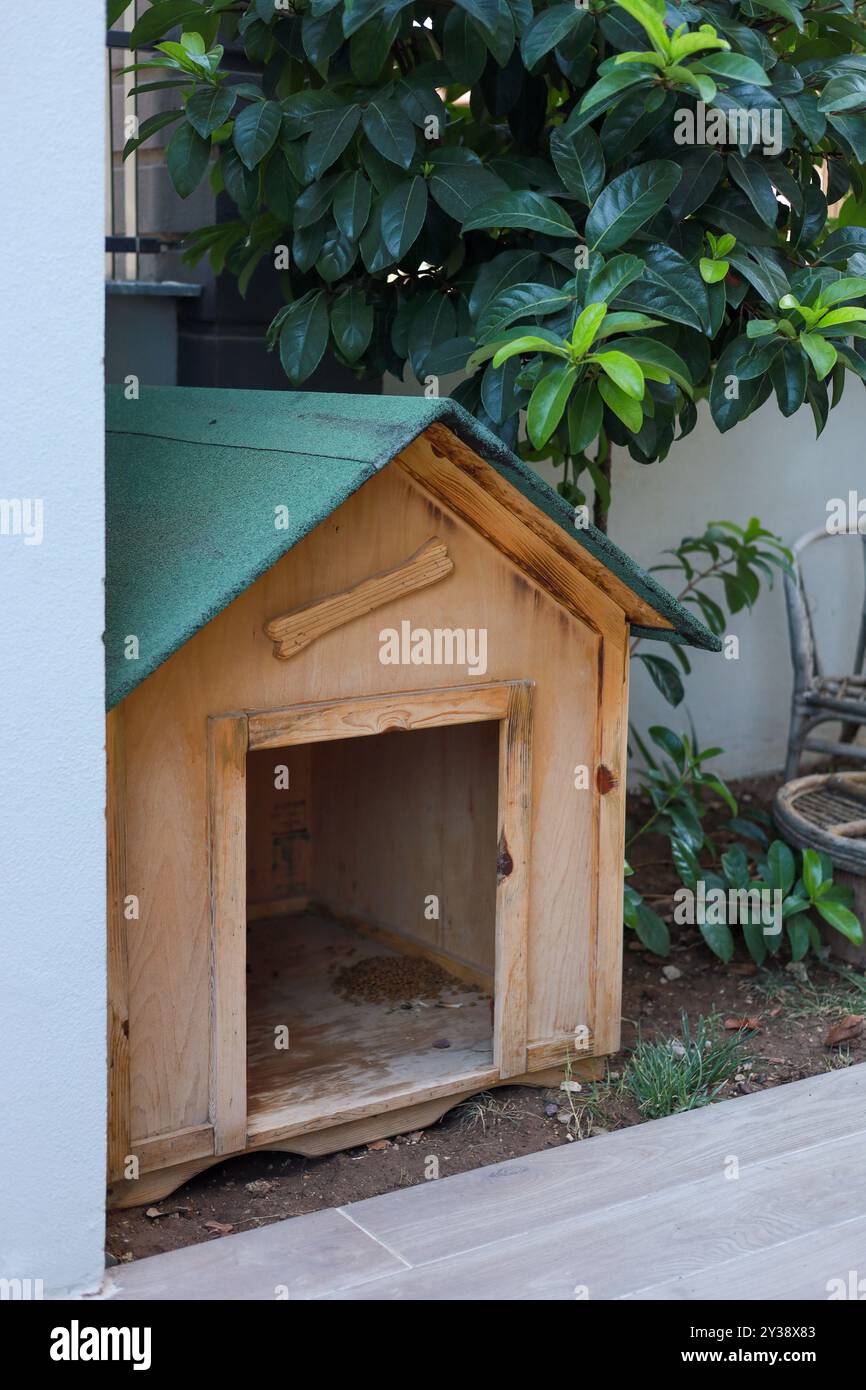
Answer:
119, 459, 617, 1143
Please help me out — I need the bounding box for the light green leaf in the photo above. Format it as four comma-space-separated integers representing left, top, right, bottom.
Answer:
526, 362, 577, 448
590, 350, 645, 400
571, 303, 607, 357
800, 332, 838, 381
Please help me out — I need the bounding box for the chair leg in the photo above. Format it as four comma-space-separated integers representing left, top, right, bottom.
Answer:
784, 699, 809, 781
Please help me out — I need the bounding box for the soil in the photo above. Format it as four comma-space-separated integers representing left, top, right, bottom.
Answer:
333, 953, 469, 1005
106, 773, 866, 1267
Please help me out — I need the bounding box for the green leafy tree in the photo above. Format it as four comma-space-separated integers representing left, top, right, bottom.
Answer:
124, 0, 866, 526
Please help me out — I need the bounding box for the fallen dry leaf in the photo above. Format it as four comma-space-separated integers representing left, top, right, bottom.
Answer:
724, 1016, 761, 1032
824, 1015, 865, 1047
203, 1220, 233, 1235
729, 962, 759, 977
367, 1139, 392, 1151
144, 1207, 162, 1220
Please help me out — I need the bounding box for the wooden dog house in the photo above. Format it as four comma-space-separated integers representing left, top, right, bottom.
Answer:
105, 387, 717, 1207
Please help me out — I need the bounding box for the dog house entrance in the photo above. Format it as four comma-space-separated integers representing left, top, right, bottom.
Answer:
207, 683, 532, 1153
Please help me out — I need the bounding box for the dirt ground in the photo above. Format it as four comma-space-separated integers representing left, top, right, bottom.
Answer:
106, 775, 866, 1265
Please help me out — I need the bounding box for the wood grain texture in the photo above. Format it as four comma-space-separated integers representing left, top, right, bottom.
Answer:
245, 915, 495, 1145
590, 620, 630, 1055
107, 706, 130, 1183
248, 682, 513, 750
336, 1067, 866, 1274
264, 537, 453, 659
493, 682, 533, 1077
397, 428, 668, 635
208, 715, 248, 1155
311, 718, 499, 972
119, 457, 600, 1144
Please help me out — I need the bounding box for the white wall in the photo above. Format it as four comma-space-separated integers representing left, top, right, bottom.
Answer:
0, 11, 106, 1295
607, 389, 866, 777
388, 371, 866, 778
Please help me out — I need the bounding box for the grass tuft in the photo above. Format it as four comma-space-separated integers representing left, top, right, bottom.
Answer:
622, 1013, 753, 1120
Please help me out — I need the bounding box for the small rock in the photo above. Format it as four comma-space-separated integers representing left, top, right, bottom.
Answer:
544, 1103, 559, 1116
431, 1038, 451, 1049
557, 1110, 572, 1123
104, 1252, 119, 1268
245, 1179, 273, 1197
560, 1079, 582, 1093
786, 960, 808, 981
144, 1207, 162, 1219
662, 965, 683, 982
671, 1040, 686, 1058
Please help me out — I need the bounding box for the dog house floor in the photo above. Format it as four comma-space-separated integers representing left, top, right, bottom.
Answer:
245, 914, 496, 1143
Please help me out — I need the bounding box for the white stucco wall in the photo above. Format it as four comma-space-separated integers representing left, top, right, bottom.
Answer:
608, 389, 866, 778
0, 13, 106, 1295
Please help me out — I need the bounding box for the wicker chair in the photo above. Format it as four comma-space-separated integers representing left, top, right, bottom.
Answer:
784, 527, 866, 780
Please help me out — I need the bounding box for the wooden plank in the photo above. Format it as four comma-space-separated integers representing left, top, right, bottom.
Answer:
132, 1123, 215, 1172
337, 1067, 866, 1269
108, 1207, 407, 1301
122, 461, 600, 1144
264, 537, 453, 659
591, 620, 629, 1055
207, 715, 249, 1155
106, 706, 130, 1184
398, 428, 670, 635
493, 681, 533, 1078
245, 915, 495, 1144
526, 1035, 596, 1069
627, 1212, 866, 1301
248, 681, 513, 751
331, 1127, 866, 1301
311, 719, 499, 971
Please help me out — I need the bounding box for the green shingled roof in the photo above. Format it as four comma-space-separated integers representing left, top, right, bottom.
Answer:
106, 386, 720, 710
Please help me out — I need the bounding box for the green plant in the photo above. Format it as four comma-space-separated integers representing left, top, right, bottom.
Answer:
631, 515, 793, 704
622, 1012, 752, 1117
123, 0, 866, 527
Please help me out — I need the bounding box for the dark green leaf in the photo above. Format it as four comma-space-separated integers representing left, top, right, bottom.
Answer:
567, 381, 603, 453
166, 121, 211, 198
129, 0, 203, 47
186, 86, 236, 139
330, 287, 374, 363
770, 344, 807, 417
305, 104, 361, 179
585, 161, 682, 254
279, 291, 330, 383
361, 98, 416, 170
549, 125, 605, 205
463, 190, 576, 238
443, 6, 488, 85
428, 148, 507, 222
233, 99, 282, 169
637, 653, 685, 706
521, 4, 587, 70
381, 176, 428, 260
333, 171, 372, 241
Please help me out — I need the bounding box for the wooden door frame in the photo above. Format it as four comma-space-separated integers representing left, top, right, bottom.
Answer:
206, 679, 534, 1153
